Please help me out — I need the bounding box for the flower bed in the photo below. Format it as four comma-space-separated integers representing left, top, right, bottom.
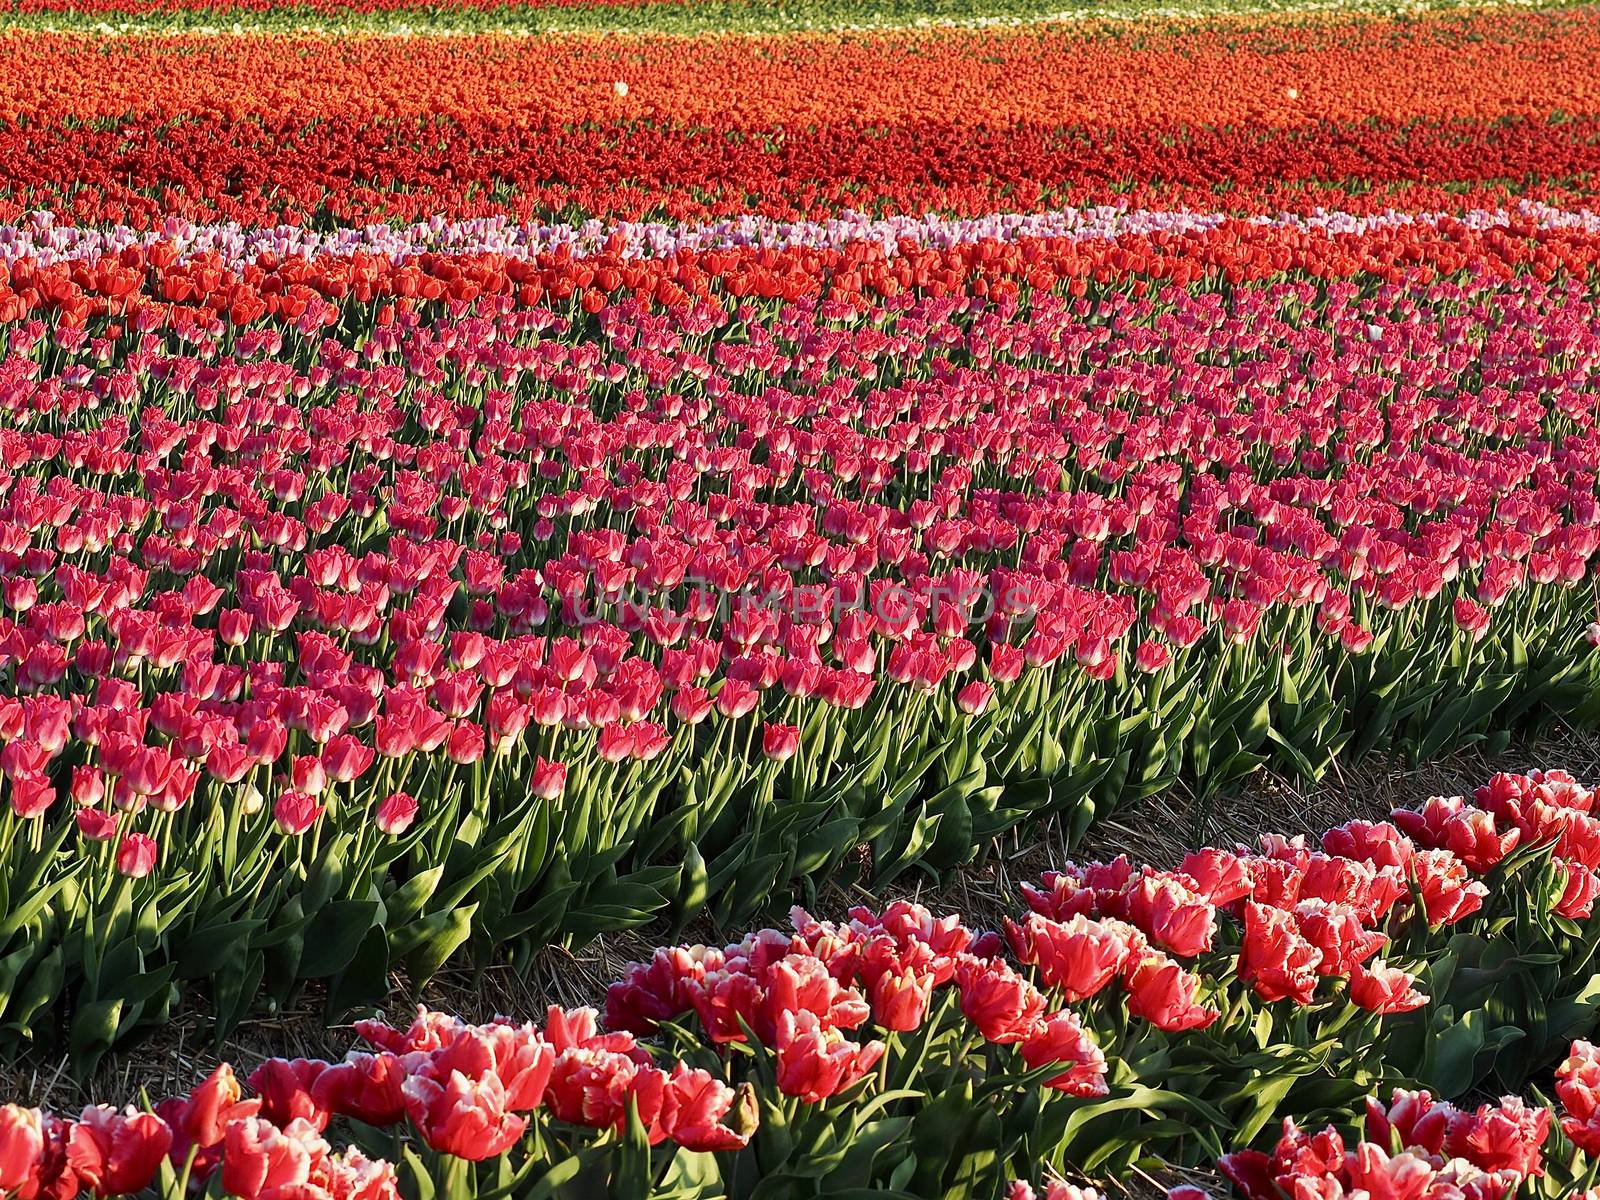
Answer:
1, 770, 1596, 1197
0, 11, 1597, 225
0, 206, 1599, 1068
1195, 1036, 1600, 1199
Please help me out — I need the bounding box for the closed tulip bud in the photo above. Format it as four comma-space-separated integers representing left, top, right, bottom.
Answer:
71, 765, 105, 807
762, 723, 800, 762
671, 687, 713, 724
290, 755, 327, 795
10, 773, 55, 819
1133, 639, 1171, 673
76, 808, 118, 842
1587, 622, 1600, 648
715, 679, 760, 720
1340, 623, 1375, 655
955, 681, 993, 715
2, 577, 36, 613
218, 609, 254, 647
375, 792, 418, 836
445, 721, 485, 765
531, 758, 567, 800
115, 833, 158, 878
273, 791, 322, 836
0, 1106, 44, 1195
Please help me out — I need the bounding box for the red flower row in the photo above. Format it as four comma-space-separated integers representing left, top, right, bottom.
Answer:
1, 113, 1596, 228
0, 769, 1590, 1197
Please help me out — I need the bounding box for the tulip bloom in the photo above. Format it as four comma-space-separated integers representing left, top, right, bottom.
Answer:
0, 1106, 43, 1195
1238, 903, 1322, 1004
401, 1070, 527, 1161
76, 809, 118, 842
955, 681, 994, 715
248, 1059, 332, 1131
66, 1106, 173, 1197
1348, 960, 1429, 1014
156, 1064, 261, 1160
867, 966, 935, 1033
1018, 1011, 1108, 1096
274, 791, 323, 836
762, 723, 800, 762
772, 1010, 884, 1104
530, 758, 567, 800
1122, 953, 1218, 1032
955, 955, 1046, 1044
374, 792, 418, 836
1006, 914, 1133, 1002
115, 833, 159, 879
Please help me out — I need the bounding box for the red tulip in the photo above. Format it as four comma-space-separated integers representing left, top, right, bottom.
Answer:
248, 1059, 331, 1132
1365, 1088, 1454, 1155
867, 965, 935, 1033
401, 1070, 527, 1161
530, 758, 567, 800
115, 833, 158, 879
1238, 902, 1321, 1004
772, 1010, 884, 1104
66, 1106, 173, 1197
374, 792, 418, 836
0, 1106, 44, 1196
955, 681, 994, 714
1110, 873, 1216, 958
651, 1065, 752, 1152
1122, 953, 1218, 1032
1443, 1097, 1548, 1179
273, 791, 322, 836
1005, 913, 1133, 1002
1348, 959, 1429, 1014
1018, 1010, 1108, 1096
219, 1117, 326, 1200
75, 808, 118, 842
762, 723, 799, 762
955, 954, 1046, 1044
156, 1064, 261, 1161
310, 1054, 408, 1127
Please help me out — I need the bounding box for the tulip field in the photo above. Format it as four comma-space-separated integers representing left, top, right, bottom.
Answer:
0, 0, 1599, 1196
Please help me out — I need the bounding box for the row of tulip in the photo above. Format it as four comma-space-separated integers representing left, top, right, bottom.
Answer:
1187, 1037, 1600, 1200
3, 112, 1595, 229
0, 10, 1594, 223
5, 15, 1584, 127
1, 209, 1599, 1070
1, 768, 1597, 1198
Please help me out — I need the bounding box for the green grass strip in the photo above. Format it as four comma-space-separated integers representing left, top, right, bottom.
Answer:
0, 0, 1590, 37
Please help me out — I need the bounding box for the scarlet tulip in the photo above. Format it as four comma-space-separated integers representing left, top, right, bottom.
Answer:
273, 791, 322, 835
1122, 953, 1218, 1032
0, 1107, 44, 1196
955, 955, 1047, 1044
1348, 960, 1429, 1014
1238, 903, 1321, 1004
66, 1106, 173, 1197
115, 833, 158, 879
772, 1010, 884, 1104
1018, 1011, 1108, 1096
248, 1059, 331, 1131
374, 792, 417, 836
401, 1070, 527, 1161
